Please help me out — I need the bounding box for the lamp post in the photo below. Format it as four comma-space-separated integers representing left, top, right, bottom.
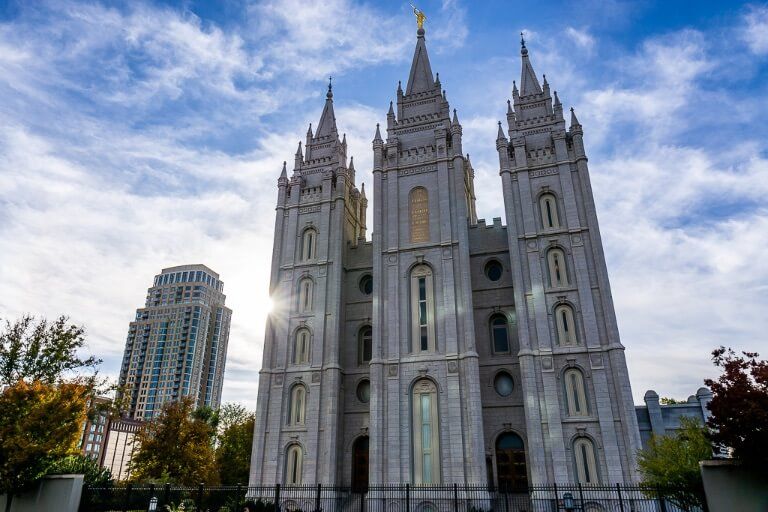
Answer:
562, 492, 575, 512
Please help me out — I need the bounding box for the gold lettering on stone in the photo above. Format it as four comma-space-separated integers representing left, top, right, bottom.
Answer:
410, 187, 429, 243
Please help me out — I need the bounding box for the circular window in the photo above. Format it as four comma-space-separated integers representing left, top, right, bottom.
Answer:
494, 372, 514, 397
485, 260, 503, 282
359, 274, 373, 295
356, 380, 371, 403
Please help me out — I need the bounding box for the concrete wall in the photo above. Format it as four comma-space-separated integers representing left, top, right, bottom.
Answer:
700, 460, 768, 512
0, 475, 83, 512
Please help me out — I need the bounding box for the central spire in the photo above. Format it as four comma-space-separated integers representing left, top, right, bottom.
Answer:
315, 77, 338, 138
519, 32, 542, 96
406, 26, 435, 95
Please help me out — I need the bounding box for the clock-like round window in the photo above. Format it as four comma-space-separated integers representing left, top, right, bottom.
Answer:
356, 379, 371, 403
359, 274, 373, 295
485, 260, 503, 282
494, 372, 514, 397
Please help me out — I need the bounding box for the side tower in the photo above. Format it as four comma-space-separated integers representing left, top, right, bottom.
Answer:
368, 25, 486, 484
249, 83, 366, 485
495, 38, 642, 484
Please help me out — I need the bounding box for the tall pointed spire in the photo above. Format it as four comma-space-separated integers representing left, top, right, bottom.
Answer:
280, 161, 287, 179
497, 121, 506, 141
373, 123, 382, 142
406, 25, 436, 94
570, 107, 581, 129
519, 32, 542, 96
315, 77, 338, 138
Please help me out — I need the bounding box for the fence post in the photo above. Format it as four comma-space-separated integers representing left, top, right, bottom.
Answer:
149, 483, 155, 511
405, 483, 410, 512
578, 483, 586, 510
123, 483, 133, 512
315, 483, 321, 512
453, 483, 459, 512
237, 484, 243, 511
553, 483, 558, 510
275, 483, 281, 512
656, 486, 668, 512
196, 483, 204, 511
359, 483, 365, 512
616, 483, 625, 512
163, 483, 171, 508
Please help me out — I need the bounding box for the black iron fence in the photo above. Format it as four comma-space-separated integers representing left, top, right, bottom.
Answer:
79, 484, 705, 512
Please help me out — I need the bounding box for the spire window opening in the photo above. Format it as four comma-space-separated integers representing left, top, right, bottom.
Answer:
547, 249, 569, 287
301, 229, 317, 261
564, 368, 589, 416
555, 304, 577, 346
539, 193, 560, 230
410, 265, 435, 353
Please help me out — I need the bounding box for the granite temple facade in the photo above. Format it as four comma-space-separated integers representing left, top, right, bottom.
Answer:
249, 26, 642, 488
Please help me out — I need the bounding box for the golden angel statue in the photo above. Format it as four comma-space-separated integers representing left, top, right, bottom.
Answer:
410, 4, 426, 29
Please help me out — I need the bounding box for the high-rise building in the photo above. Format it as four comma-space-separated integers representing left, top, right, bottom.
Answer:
118, 264, 232, 420
249, 23, 641, 487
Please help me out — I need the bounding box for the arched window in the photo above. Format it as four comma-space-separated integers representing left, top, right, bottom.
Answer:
547, 248, 569, 287
358, 326, 372, 365
412, 379, 440, 484
288, 385, 306, 425
298, 278, 313, 313
573, 437, 599, 485
555, 304, 577, 346
410, 187, 430, 243
539, 193, 560, 229
495, 432, 528, 490
301, 228, 317, 261
294, 328, 310, 365
490, 314, 510, 355
285, 444, 303, 485
564, 368, 588, 416
410, 265, 435, 353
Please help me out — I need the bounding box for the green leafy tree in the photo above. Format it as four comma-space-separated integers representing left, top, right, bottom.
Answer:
215, 404, 254, 485
130, 398, 219, 485
704, 347, 768, 467
637, 417, 711, 511
660, 397, 685, 405
0, 380, 90, 512
0, 315, 100, 386
46, 455, 113, 486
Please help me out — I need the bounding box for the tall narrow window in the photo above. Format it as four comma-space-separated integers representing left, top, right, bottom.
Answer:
410, 187, 430, 242
412, 379, 440, 484
539, 193, 560, 229
564, 368, 589, 416
490, 314, 510, 354
288, 385, 306, 425
555, 304, 577, 346
298, 278, 313, 313
358, 326, 372, 365
573, 438, 598, 485
547, 248, 569, 287
285, 445, 303, 485
410, 265, 435, 353
294, 328, 310, 365
301, 229, 317, 261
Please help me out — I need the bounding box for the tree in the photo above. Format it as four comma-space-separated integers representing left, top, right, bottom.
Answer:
0, 380, 90, 512
637, 417, 711, 511
216, 404, 254, 485
0, 315, 100, 386
47, 455, 113, 487
129, 398, 219, 485
660, 397, 685, 405
704, 347, 768, 467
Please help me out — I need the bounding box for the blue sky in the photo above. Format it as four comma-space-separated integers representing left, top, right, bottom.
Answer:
1, 0, 767, 409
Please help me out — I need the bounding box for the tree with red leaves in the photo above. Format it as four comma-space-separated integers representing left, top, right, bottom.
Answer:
704, 347, 768, 466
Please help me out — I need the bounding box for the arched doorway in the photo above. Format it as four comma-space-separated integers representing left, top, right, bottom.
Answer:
351, 436, 369, 493
495, 432, 528, 490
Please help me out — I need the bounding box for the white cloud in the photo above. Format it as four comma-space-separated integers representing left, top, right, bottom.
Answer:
565, 27, 595, 52
743, 5, 768, 55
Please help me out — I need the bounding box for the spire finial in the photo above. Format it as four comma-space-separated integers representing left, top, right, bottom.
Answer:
373, 123, 383, 142
521, 32, 526, 48
411, 4, 426, 31
327, 76, 333, 98
570, 106, 581, 127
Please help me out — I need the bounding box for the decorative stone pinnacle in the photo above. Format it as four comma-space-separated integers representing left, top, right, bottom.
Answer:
327, 76, 333, 98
